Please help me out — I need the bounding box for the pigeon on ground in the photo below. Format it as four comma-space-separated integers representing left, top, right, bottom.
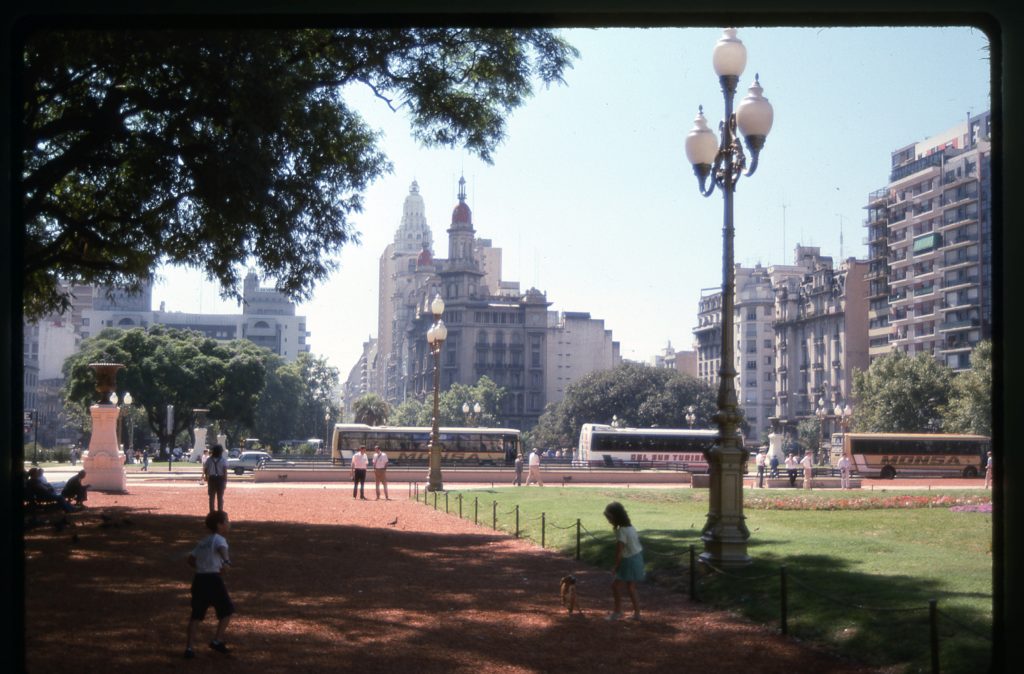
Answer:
387, 517, 399, 526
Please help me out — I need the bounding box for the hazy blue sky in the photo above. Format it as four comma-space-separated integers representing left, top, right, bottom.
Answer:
153, 26, 991, 375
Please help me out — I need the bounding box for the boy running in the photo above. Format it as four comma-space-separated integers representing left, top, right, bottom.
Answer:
185, 510, 234, 658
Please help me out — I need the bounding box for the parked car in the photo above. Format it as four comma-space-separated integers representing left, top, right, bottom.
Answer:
227, 451, 272, 475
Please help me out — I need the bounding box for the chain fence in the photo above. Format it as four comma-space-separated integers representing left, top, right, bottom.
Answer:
408, 483, 991, 672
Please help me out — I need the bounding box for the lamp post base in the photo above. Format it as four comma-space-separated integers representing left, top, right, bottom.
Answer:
700, 445, 750, 568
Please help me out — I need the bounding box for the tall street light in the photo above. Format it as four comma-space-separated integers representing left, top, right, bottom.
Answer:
426, 294, 447, 492
685, 27, 774, 568
815, 397, 828, 465
124, 392, 134, 461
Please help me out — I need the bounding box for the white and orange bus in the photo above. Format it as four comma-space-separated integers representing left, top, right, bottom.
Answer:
577, 423, 717, 472
842, 432, 989, 479
330, 423, 520, 465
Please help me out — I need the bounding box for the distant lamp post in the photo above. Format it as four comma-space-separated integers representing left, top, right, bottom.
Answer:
815, 397, 828, 464
611, 414, 623, 429
462, 401, 482, 427
426, 294, 447, 492
835, 403, 853, 433
124, 392, 134, 460
685, 27, 773, 568
686, 405, 697, 429
324, 410, 331, 455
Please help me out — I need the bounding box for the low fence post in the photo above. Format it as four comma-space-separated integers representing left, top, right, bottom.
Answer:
929, 599, 939, 674
474, 497, 479, 525
576, 519, 581, 560
433, 492, 437, 510
445, 491, 449, 514
780, 565, 788, 635
515, 505, 520, 538
458, 493, 463, 519
689, 545, 697, 600
492, 501, 497, 530
541, 512, 546, 548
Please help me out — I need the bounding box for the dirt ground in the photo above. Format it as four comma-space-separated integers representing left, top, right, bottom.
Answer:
23, 483, 881, 673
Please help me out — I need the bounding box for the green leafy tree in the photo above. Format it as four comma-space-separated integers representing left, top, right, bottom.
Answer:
851, 350, 954, 433
62, 326, 268, 451
279, 352, 340, 440
536, 362, 717, 449
22, 28, 578, 318
353, 393, 391, 426
796, 417, 823, 456
943, 340, 993, 436
250, 357, 305, 451
392, 398, 426, 426
435, 376, 507, 427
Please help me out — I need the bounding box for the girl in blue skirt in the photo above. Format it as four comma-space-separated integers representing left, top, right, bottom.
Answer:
603, 501, 644, 621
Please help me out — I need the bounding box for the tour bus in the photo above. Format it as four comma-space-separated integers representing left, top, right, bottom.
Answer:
842, 432, 990, 479
577, 423, 717, 471
330, 423, 520, 465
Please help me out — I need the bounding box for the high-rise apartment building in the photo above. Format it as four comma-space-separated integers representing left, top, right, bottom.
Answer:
863, 111, 992, 370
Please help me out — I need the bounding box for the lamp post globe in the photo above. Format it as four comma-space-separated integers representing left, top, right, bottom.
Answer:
426, 307, 447, 492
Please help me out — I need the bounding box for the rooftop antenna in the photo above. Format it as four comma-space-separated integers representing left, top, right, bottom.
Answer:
781, 202, 790, 262
836, 213, 846, 260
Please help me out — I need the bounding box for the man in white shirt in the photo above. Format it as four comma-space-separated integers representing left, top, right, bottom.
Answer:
755, 450, 766, 488
837, 453, 852, 489
800, 450, 814, 490
351, 446, 369, 499
526, 448, 544, 486
785, 453, 798, 487
372, 446, 390, 500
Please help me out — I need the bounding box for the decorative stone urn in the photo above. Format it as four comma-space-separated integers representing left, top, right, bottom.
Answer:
83, 362, 128, 492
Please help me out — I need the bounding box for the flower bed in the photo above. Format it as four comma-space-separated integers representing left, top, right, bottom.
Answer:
745, 493, 991, 511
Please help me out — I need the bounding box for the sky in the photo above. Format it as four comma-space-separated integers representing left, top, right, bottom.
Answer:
152, 26, 991, 376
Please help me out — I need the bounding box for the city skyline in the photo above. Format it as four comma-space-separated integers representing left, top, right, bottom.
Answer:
151, 26, 991, 374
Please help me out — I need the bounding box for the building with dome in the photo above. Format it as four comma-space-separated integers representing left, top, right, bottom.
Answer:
344, 177, 619, 429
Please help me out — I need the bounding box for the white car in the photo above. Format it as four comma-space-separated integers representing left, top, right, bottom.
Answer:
226, 451, 272, 475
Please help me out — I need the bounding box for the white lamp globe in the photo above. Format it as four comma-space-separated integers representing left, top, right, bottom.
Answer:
426, 324, 438, 345
736, 75, 774, 137
712, 28, 747, 78
435, 320, 448, 342
685, 108, 719, 166
430, 294, 445, 317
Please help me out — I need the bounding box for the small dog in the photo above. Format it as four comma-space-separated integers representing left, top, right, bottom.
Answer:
560, 574, 581, 614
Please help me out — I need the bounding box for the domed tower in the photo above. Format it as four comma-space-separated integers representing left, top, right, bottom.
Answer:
447, 175, 477, 269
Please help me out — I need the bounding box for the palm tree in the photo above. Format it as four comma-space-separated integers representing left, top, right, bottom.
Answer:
352, 394, 391, 427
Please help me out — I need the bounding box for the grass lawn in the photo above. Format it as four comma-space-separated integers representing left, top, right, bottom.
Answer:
432, 487, 992, 674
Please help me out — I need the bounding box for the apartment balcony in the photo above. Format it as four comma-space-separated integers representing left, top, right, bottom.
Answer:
942, 255, 980, 272
941, 275, 979, 291
939, 318, 981, 333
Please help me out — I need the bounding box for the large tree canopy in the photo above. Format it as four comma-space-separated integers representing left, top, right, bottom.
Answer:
21, 28, 578, 318
943, 340, 993, 436
530, 362, 718, 449
851, 350, 954, 433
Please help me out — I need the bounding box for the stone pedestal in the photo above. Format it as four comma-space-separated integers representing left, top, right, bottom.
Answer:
83, 403, 127, 493
217, 434, 227, 450
190, 427, 208, 462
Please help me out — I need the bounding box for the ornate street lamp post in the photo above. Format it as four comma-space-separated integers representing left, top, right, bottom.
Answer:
815, 397, 828, 465
686, 405, 697, 429
685, 27, 774, 568
124, 392, 134, 460
462, 401, 482, 427
426, 294, 447, 492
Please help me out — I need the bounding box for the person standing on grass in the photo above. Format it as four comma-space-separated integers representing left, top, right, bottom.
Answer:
800, 450, 814, 490
755, 450, 766, 488
372, 446, 390, 500
526, 448, 544, 486
984, 450, 993, 489
351, 446, 368, 499
184, 510, 234, 659
785, 453, 798, 487
603, 501, 643, 622
204, 444, 228, 512
769, 452, 779, 479
513, 452, 524, 486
